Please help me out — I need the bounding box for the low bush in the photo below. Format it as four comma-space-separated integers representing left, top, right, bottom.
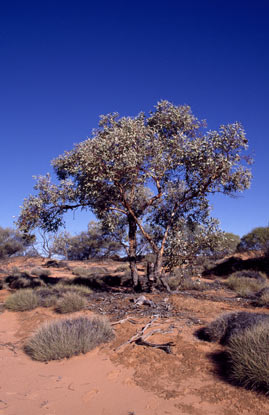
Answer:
168, 274, 207, 291
30, 267, 51, 277
24, 316, 114, 361
227, 322, 269, 393
55, 292, 87, 314
5, 289, 40, 311
114, 264, 130, 273
196, 312, 269, 345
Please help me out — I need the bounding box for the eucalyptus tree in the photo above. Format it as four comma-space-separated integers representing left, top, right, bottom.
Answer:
17, 101, 252, 288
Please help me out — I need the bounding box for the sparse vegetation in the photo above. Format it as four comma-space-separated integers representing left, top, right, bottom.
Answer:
55, 292, 87, 314
5, 289, 40, 311
226, 322, 269, 393
24, 316, 114, 361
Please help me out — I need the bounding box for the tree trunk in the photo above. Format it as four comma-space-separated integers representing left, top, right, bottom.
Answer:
128, 214, 140, 290
153, 253, 163, 287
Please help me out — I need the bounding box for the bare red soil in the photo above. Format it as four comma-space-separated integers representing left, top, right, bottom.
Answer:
1, 256, 269, 415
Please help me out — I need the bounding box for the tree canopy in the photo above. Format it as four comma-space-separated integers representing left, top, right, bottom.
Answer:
17, 100, 252, 288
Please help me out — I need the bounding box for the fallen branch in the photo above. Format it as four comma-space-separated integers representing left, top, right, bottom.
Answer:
135, 338, 174, 354
116, 315, 175, 353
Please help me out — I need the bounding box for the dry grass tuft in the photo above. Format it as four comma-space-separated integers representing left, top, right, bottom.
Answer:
55, 292, 87, 314
24, 316, 114, 361
227, 322, 269, 393
30, 267, 51, 277
196, 312, 269, 345
168, 276, 207, 291
5, 289, 40, 311
225, 273, 266, 297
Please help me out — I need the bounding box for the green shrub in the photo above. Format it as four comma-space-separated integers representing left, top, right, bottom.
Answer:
5, 289, 40, 311
227, 322, 269, 392
30, 267, 51, 277
24, 316, 114, 361
55, 292, 87, 314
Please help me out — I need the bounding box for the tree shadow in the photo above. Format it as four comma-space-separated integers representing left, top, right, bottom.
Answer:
5, 274, 43, 289
207, 350, 269, 396
69, 273, 135, 292
203, 255, 269, 278
39, 275, 62, 285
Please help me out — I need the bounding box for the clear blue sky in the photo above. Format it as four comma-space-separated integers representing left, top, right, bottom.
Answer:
1, 0, 268, 237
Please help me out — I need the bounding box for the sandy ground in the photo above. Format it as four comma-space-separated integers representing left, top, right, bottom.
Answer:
1, 257, 269, 415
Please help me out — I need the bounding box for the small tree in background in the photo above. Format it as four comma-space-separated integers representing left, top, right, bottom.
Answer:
0, 226, 34, 258
17, 101, 252, 289
238, 227, 269, 253
52, 221, 122, 260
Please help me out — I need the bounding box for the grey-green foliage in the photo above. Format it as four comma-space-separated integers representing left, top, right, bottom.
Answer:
209, 232, 241, 259
17, 101, 252, 286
